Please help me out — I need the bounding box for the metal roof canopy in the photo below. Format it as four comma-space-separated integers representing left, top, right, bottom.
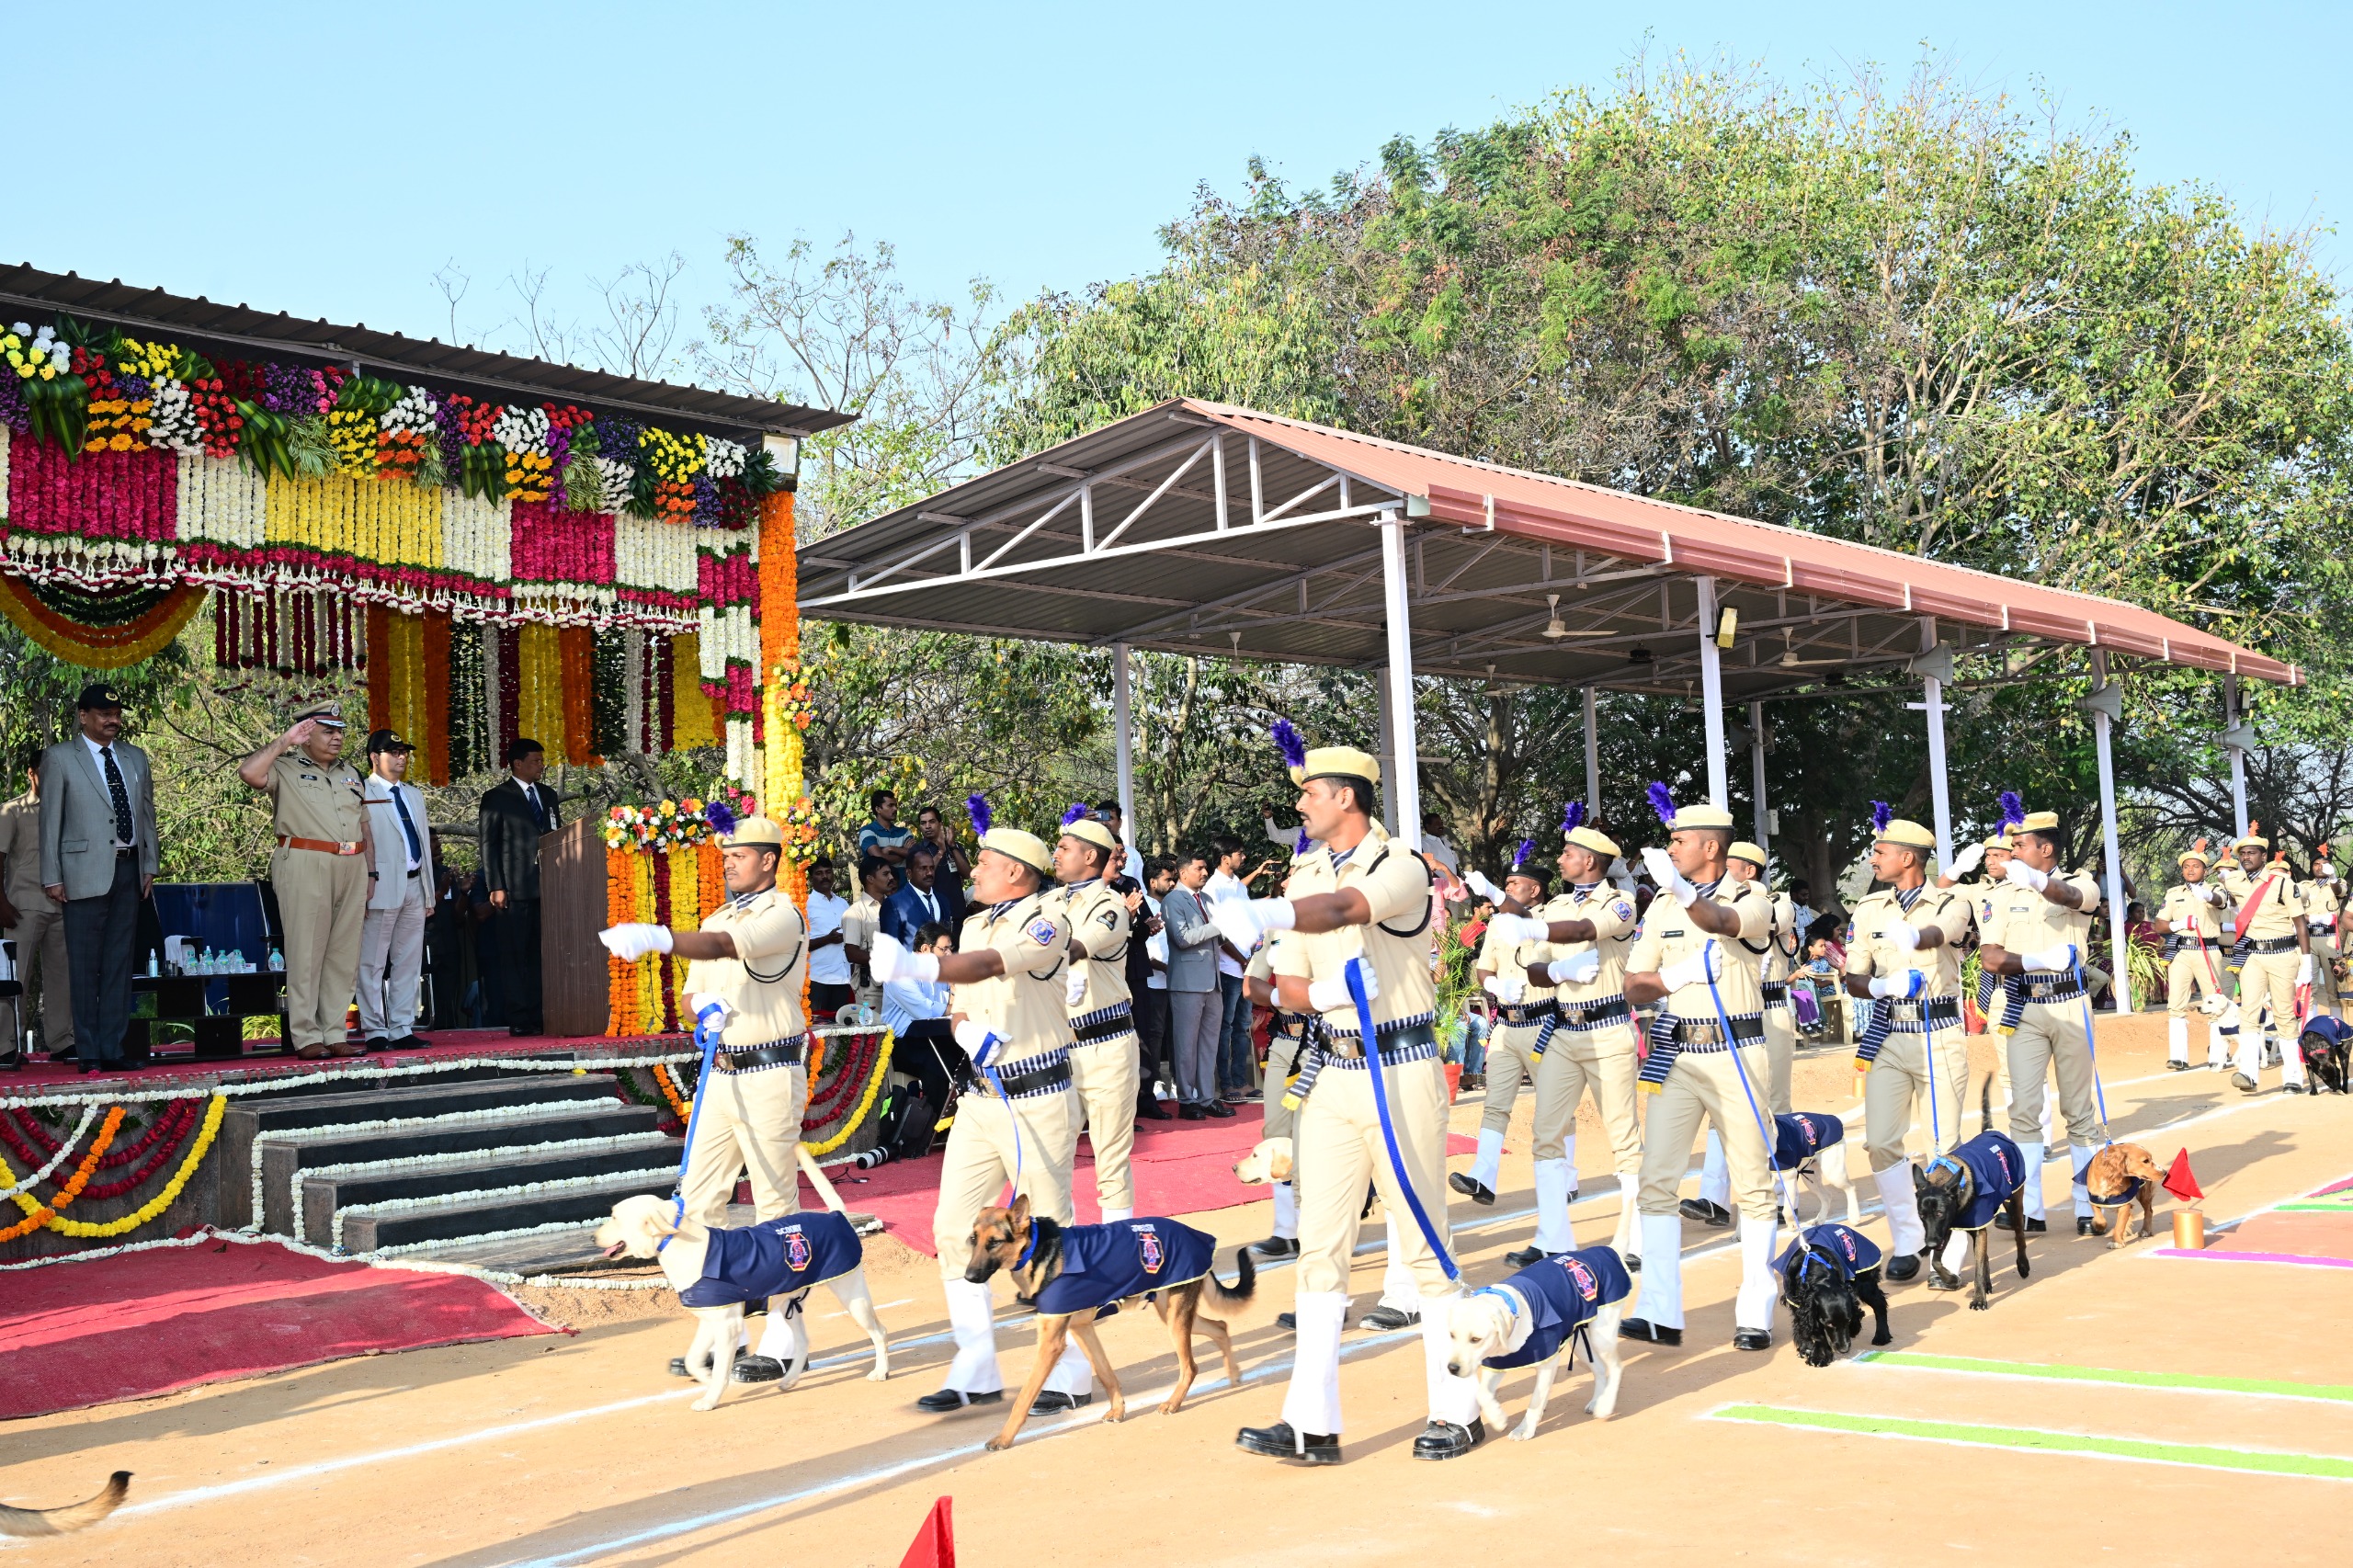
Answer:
800, 399, 2301, 700
2, 263, 852, 443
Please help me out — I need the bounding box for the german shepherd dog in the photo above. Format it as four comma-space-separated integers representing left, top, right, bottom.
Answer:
1, 1472, 129, 1538
964, 1195, 1256, 1452
1915, 1077, 2031, 1312
2081, 1143, 2165, 1248
1778, 1227, 1893, 1367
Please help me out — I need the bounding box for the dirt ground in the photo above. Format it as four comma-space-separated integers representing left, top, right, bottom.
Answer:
8, 1013, 2352, 1567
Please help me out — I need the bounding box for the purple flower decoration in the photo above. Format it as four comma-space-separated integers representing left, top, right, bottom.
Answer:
1060, 801, 1089, 825
1998, 790, 2026, 830
1271, 718, 1306, 770
967, 793, 993, 836
1561, 800, 1586, 835
0, 371, 28, 434
1870, 801, 1893, 834
1512, 837, 1534, 869
1646, 782, 1677, 826
704, 800, 738, 837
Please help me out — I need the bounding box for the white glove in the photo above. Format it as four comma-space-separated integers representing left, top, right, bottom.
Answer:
953, 1017, 1004, 1067
686, 992, 734, 1036
1464, 869, 1506, 903
2003, 858, 2051, 892
1064, 968, 1088, 1007
1211, 896, 1295, 954
1655, 945, 1722, 993
1883, 920, 1921, 952
1486, 912, 1549, 946
1640, 846, 1699, 906
1552, 948, 1602, 985
598, 923, 673, 961
2315, 911, 2339, 928
2201, 884, 2227, 906
2022, 942, 2077, 972
1868, 972, 1924, 1000
2319, 862, 2336, 880
1306, 961, 1379, 1014
868, 932, 938, 986
2298, 953, 2316, 985
1946, 842, 1985, 879
1483, 974, 1526, 1005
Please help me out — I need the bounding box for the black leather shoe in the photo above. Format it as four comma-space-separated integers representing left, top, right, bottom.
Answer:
733, 1354, 790, 1382
395, 1033, 433, 1051
1678, 1199, 1733, 1227
1505, 1244, 1546, 1268
1178, 1105, 1207, 1120
1137, 1100, 1173, 1120
915, 1388, 1003, 1413
2166, 1059, 2190, 1071
1249, 1236, 1300, 1259
1205, 1101, 1236, 1119
2233, 1072, 2260, 1094
2284, 1081, 2306, 1095
669, 1346, 746, 1378
1449, 1172, 1497, 1207
1884, 1253, 1922, 1283
1620, 1317, 1682, 1346
2021, 1217, 2048, 1233
1733, 1329, 1772, 1352
1029, 1390, 1091, 1415
1359, 1305, 1420, 1331
1410, 1418, 1485, 1460
1236, 1421, 1341, 1464
2076, 1216, 2096, 1237
363, 1036, 392, 1053
1276, 1312, 1296, 1330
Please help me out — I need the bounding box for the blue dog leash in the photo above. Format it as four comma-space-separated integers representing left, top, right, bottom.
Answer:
1702, 938, 1792, 1221
663, 1002, 727, 1251
974, 1028, 1025, 1202
1347, 956, 1460, 1283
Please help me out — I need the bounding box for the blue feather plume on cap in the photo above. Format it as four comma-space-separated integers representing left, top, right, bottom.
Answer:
1998, 790, 2026, 829
1646, 781, 1677, 826
704, 800, 737, 837
1513, 837, 1534, 869
1561, 799, 1586, 835
1060, 801, 1089, 826
966, 793, 992, 836
1271, 719, 1307, 769
1870, 800, 1893, 833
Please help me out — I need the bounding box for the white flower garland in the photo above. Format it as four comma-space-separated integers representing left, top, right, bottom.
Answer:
364, 1215, 614, 1259
0, 1104, 98, 1199
294, 1128, 674, 1244
332, 1165, 677, 1252
441, 490, 513, 582
1, 1049, 700, 1111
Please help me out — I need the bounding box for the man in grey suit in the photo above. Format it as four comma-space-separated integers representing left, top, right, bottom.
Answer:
40, 684, 160, 1074
1161, 849, 1232, 1119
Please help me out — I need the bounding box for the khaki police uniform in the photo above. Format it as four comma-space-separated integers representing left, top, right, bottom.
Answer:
1051, 875, 1139, 1215
1983, 862, 2107, 1216
1526, 876, 1643, 1256
1845, 882, 1972, 1174
266, 747, 370, 1050
843, 892, 883, 1013
1471, 916, 1551, 1140
2298, 876, 2342, 1016
2162, 880, 2231, 1019
678, 884, 811, 1226
1695, 846, 1796, 1222
0, 788, 72, 1055
2219, 856, 2307, 1086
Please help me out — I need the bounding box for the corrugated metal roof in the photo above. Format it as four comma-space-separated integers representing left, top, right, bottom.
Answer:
0, 263, 851, 441
800, 399, 2302, 694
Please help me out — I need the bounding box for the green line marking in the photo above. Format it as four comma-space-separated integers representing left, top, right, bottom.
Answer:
1711, 1404, 2353, 1481
2275, 1200, 2353, 1212
1852, 1350, 2353, 1404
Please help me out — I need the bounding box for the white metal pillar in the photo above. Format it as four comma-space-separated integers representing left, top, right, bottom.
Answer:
1374, 662, 1399, 835
2088, 652, 2132, 1013
1920, 622, 1955, 870
1696, 575, 1730, 809
1747, 700, 1769, 851
1379, 514, 1424, 849
1112, 641, 1137, 853
2224, 674, 2250, 836
1582, 687, 1600, 810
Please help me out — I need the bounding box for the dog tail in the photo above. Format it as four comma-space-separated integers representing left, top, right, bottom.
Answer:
0, 1472, 130, 1539
1201, 1245, 1258, 1312
1980, 1073, 1994, 1138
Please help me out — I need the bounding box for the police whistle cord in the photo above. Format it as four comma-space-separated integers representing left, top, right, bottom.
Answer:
1345, 956, 1460, 1284
1703, 940, 1793, 1221
661, 1010, 726, 1251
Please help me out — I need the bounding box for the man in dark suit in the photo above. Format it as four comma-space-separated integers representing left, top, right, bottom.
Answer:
39, 684, 160, 1073
478, 737, 558, 1036
880, 843, 962, 949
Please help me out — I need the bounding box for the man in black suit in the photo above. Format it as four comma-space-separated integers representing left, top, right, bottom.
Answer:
478, 738, 558, 1036
880, 843, 961, 949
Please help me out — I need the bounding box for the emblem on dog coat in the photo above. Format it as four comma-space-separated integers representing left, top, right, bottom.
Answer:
1032, 1219, 1218, 1316
1481, 1246, 1633, 1370
1937, 1131, 2027, 1232
1772, 1112, 1842, 1171
1776, 1221, 1881, 1280
679, 1210, 865, 1309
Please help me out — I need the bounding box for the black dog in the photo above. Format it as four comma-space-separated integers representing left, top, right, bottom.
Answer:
1777, 1222, 1893, 1367
2300, 1017, 2351, 1095
1914, 1077, 2031, 1311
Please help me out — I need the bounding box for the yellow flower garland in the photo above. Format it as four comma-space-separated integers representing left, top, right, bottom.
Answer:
0, 1096, 227, 1239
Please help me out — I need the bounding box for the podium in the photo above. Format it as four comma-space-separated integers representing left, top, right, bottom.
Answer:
540, 816, 614, 1038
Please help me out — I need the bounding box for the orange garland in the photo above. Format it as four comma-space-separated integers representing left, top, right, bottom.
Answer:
364, 603, 392, 732
651, 1063, 690, 1120
756, 487, 813, 1028
422, 608, 453, 784
0, 574, 205, 669
604, 846, 637, 1035
0, 1106, 124, 1242
559, 624, 599, 765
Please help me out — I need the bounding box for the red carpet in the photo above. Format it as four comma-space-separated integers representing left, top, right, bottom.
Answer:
0, 1234, 563, 1419
820, 1104, 1478, 1256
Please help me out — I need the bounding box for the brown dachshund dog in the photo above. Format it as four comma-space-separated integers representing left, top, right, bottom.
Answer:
2082, 1143, 2165, 1248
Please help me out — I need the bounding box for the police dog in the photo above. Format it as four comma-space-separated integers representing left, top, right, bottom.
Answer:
597, 1196, 892, 1411
0, 1473, 129, 1539
1914, 1078, 2031, 1311
2300, 1017, 2352, 1094
1774, 1112, 1862, 1227
964, 1195, 1256, 1452
1443, 1252, 1628, 1439
1232, 1136, 1293, 1186
2082, 1143, 2165, 1248
1778, 1224, 1893, 1367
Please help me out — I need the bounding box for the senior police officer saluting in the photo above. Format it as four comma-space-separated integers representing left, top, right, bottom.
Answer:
1618, 787, 1780, 1351
2147, 841, 2234, 1071
1840, 812, 1972, 1282
2216, 826, 2313, 1094
237, 703, 372, 1060
1212, 737, 1486, 1464
1450, 844, 1559, 1212
1047, 809, 1139, 1221
1975, 807, 2108, 1233
600, 816, 812, 1382
865, 807, 1097, 1417
1684, 838, 1796, 1229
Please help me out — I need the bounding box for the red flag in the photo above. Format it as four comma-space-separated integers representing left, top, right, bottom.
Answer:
898, 1497, 955, 1568
2163, 1148, 2203, 1203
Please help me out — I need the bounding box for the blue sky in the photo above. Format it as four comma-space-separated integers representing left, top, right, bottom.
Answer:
13, 2, 2347, 401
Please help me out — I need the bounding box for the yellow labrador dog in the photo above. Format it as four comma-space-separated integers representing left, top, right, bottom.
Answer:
597, 1196, 891, 1410
1444, 1248, 1630, 1440
1232, 1136, 1294, 1187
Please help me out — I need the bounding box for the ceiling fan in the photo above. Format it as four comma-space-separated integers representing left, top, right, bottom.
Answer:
1777, 628, 1846, 668
1540, 592, 1615, 639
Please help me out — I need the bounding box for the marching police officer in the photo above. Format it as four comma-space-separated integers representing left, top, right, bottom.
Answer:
1840, 817, 1971, 1282
1976, 808, 2107, 1233
1684, 840, 1793, 1227
1617, 796, 1779, 1350
2217, 829, 2313, 1093
2299, 850, 2342, 1018
2149, 842, 2234, 1070
1942, 829, 2050, 1141
868, 817, 1095, 1415
1451, 851, 1557, 1209
1214, 742, 1483, 1464
237, 702, 371, 1060
599, 815, 813, 1381
1049, 813, 1139, 1221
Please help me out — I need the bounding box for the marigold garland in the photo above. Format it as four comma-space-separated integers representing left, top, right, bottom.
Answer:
801, 1029, 892, 1156
651, 1062, 691, 1121
47, 1096, 227, 1239
0, 574, 204, 667
1, 1106, 123, 1241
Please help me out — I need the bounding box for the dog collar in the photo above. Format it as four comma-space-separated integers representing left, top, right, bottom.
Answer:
1925, 1154, 1964, 1183
657, 1195, 684, 1253
1014, 1219, 1039, 1270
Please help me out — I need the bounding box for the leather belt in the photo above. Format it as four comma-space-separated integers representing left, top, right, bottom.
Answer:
1071, 1005, 1136, 1043
1665, 1015, 1766, 1047
1761, 981, 1789, 1006
2246, 936, 2300, 956
1495, 998, 1559, 1026
2017, 973, 2086, 1002
1323, 1018, 1441, 1063
969, 1053, 1074, 1099
714, 1038, 806, 1073
278, 835, 362, 855
1555, 994, 1632, 1031
1883, 996, 1962, 1028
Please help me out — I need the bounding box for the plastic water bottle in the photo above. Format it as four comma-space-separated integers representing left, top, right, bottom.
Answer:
269, 947, 283, 972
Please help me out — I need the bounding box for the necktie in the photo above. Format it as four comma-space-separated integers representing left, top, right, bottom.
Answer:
100, 746, 134, 846
392, 787, 423, 866
524, 783, 545, 830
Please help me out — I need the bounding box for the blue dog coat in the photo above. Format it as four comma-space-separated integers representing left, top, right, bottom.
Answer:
1030, 1219, 1218, 1316
1778, 1221, 1882, 1280
1481, 1246, 1633, 1371
1772, 1112, 1843, 1172
679, 1210, 863, 1308
1933, 1131, 2027, 1232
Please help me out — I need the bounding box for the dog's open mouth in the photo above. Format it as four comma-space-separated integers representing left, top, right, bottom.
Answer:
602, 1240, 630, 1259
